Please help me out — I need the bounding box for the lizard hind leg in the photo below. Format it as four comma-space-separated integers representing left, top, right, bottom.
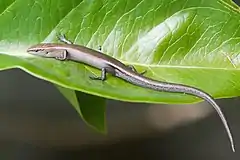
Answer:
127, 65, 147, 75
89, 68, 107, 81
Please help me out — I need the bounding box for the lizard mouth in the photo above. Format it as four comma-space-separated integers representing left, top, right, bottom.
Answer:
26, 48, 47, 57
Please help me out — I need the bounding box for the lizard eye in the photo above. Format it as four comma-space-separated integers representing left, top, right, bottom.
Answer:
35, 49, 43, 52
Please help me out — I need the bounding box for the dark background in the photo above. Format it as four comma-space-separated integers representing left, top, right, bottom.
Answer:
1, 1, 240, 159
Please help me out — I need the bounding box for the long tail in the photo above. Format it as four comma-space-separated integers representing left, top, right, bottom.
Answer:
186, 88, 235, 152
117, 71, 235, 152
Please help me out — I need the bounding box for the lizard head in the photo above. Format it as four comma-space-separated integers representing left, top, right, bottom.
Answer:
27, 43, 63, 58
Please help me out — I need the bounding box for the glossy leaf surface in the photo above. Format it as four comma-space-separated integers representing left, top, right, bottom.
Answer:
0, 0, 240, 104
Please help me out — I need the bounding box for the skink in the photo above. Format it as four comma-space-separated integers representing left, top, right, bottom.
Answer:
27, 34, 235, 152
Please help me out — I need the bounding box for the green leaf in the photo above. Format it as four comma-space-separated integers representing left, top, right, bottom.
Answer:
57, 85, 106, 133
1, 0, 240, 105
